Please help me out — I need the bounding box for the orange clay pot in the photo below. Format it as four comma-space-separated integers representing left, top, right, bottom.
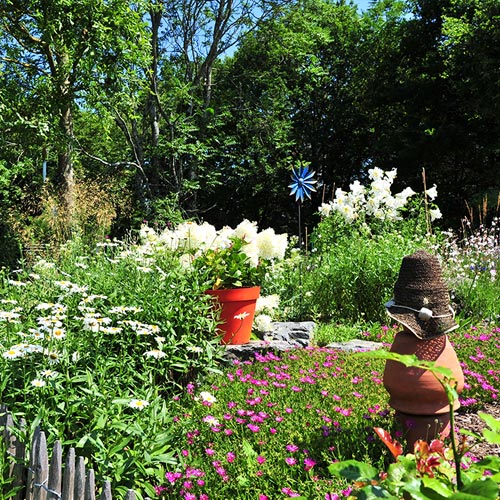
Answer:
383, 329, 464, 448
205, 286, 260, 345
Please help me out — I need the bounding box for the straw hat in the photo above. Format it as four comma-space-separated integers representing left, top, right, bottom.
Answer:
385, 250, 458, 340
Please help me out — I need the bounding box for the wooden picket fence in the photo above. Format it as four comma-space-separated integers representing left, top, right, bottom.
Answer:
1, 407, 137, 500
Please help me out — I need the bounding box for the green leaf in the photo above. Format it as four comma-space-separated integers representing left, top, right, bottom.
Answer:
448, 478, 500, 499
482, 429, 500, 444
479, 412, 500, 434
421, 476, 455, 498
328, 460, 378, 481
474, 456, 500, 473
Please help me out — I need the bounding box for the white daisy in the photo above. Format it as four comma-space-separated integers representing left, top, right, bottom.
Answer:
3, 348, 23, 359
199, 391, 217, 404
144, 349, 166, 359
128, 399, 150, 410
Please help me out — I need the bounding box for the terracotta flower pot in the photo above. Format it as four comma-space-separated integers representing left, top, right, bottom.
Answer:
205, 286, 260, 345
383, 329, 464, 448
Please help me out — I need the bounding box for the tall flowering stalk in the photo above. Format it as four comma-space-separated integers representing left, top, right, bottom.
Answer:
318, 167, 441, 228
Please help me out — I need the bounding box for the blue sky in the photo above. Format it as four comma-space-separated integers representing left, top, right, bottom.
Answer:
354, 0, 372, 11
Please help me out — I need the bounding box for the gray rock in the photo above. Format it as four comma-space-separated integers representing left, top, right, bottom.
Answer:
224, 321, 314, 362
325, 339, 382, 352
223, 322, 382, 362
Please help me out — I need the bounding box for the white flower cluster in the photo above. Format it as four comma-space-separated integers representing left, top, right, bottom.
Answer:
253, 294, 280, 333
318, 167, 442, 223
139, 219, 288, 267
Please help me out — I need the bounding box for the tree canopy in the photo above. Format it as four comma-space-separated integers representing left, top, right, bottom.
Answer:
0, 0, 499, 250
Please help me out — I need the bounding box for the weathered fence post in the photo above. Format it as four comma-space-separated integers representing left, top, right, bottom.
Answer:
47, 441, 62, 500
33, 430, 48, 500
1, 408, 139, 500
1, 405, 27, 500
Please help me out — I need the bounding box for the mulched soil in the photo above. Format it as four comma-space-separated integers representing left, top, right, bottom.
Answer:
454, 402, 500, 460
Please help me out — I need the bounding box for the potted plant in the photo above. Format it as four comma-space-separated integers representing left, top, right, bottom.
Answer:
141, 219, 288, 344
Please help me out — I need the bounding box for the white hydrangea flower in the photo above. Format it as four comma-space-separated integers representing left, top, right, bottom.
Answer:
139, 224, 158, 244
256, 228, 287, 260
242, 241, 260, 267
176, 221, 216, 250
158, 229, 182, 250
256, 295, 280, 314
234, 219, 258, 243
213, 226, 234, 249
253, 314, 273, 333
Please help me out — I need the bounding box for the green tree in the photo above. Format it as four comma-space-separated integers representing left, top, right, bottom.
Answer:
204, 0, 365, 231
360, 0, 500, 225
0, 0, 150, 220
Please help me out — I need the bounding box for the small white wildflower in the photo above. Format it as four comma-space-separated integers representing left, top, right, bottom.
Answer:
101, 326, 123, 334
128, 399, 150, 410
199, 391, 217, 404
36, 303, 55, 310
144, 349, 166, 359
51, 328, 66, 339
3, 348, 23, 359
8, 280, 27, 287
46, 351, 60, 364
31, 379, 46, 388
0, 311, 21, 323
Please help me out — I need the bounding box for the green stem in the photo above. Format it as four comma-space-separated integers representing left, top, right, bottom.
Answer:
445, 381, 463, 490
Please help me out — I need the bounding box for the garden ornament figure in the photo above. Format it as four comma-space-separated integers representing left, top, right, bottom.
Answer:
385, 250, 459, 340
382, 250, 464, 450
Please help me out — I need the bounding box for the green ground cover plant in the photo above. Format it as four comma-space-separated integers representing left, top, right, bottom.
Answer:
153, 324, 500, 499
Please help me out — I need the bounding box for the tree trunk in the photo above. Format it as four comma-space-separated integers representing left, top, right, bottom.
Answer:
58, 99, 75, 218
148, 4, 162, 197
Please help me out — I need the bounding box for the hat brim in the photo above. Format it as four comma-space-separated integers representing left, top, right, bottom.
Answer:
386, 303, 459, 340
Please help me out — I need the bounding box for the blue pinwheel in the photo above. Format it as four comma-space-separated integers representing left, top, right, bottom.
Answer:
289, 165, 317, 202
289, 164, 317, 253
